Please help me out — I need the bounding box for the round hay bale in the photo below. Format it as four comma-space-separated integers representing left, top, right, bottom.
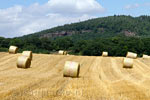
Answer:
102, 52, 108, 57
22, 51, 32, 60
17, 56, 31, 68
63, 61, 80, 78
126, 52, 137, 59
143, 54, 150, 59
58, 50, 64, 55
64, 51, 68, 55
9, 46, 18, 54
123, 58, 133, 68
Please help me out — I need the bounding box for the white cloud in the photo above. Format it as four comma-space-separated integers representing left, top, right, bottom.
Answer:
124, 3, 139, 10
47, 0, 105, 14
0, 0, 105, 38
18, 14, 95, 35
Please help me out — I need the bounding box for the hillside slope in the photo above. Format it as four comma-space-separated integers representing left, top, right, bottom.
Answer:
1, 15, 150, 56
1, 52, 150, 100
22, 15, 150, 39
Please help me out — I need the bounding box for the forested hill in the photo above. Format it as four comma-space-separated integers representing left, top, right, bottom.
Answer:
1, 15, 150, 56
22, 15, 150, 39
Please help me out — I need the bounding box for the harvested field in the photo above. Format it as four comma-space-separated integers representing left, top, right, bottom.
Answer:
0, 52, 150, 100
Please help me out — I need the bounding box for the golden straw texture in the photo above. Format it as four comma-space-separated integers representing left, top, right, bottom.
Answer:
22, 51, 32, 60
126, 52, 137, 59
63, 61, 80, 78
143, 54, 150, 59
102, 52, 108, 57
123, 58, 133, 68
58, 50, 64, 55
17, 56, 31, 68
9, 46, 18, 54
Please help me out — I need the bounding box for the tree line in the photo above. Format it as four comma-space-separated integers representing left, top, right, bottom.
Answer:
1, 15, 150, 56
0, 36, 150, 57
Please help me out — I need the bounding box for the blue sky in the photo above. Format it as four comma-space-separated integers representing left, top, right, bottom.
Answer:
0, 0, 47, 8
0, 0, 150, 37
99, 0, 150, 16
1, 0, 150, 16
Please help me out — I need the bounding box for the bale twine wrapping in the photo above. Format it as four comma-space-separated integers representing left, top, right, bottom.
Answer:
126, 52, 137, 59
59, 50, 64, 55
22, 51, 32, 60
123, 58, 133, 68
9, 46, 18, 54
17, 56, 31, 68
63, 61, 80, 78
102, 52, 108, 57
143, 54, 150, 59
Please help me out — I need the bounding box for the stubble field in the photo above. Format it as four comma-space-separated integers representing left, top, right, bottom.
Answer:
0, 52, 150, 100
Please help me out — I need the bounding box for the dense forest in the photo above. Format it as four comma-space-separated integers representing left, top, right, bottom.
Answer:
1, 15, 150, 57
